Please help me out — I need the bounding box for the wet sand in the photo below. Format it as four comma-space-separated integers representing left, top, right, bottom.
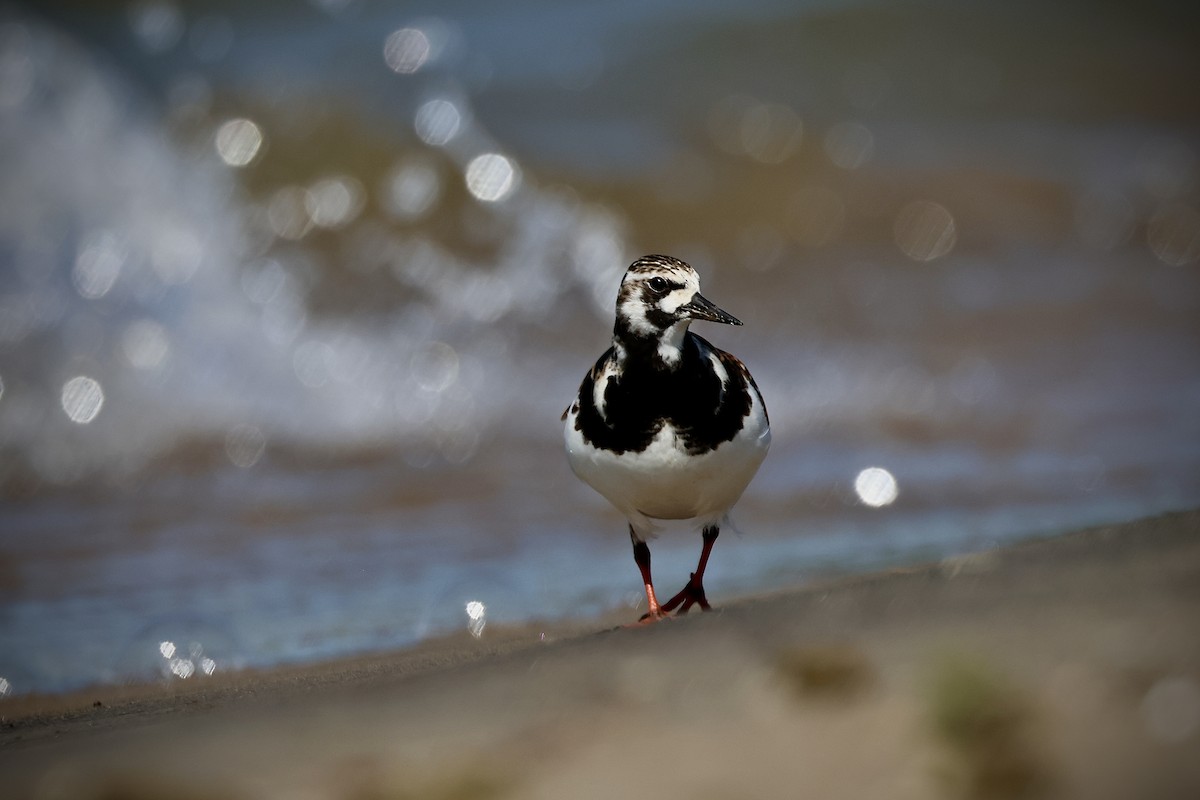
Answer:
2, 509, 1198, 799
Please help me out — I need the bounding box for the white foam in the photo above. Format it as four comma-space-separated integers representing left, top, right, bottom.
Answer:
0, 13, 630, 482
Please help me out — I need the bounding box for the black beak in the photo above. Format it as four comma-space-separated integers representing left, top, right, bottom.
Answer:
678, 292, 742, 326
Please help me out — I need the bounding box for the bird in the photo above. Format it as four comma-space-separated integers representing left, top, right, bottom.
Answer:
563, 254, 770, 622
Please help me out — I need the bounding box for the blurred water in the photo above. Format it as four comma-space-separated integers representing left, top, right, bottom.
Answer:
1, 1, 1198, 695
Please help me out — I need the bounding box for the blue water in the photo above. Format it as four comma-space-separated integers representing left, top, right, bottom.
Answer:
1, 1, 1198, 695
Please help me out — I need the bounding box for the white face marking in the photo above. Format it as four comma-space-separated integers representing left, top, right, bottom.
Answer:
618, 299, 660, 339
657, 282, 700, 315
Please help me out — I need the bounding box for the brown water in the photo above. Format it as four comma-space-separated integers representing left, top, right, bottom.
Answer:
0, 0, 1198, 695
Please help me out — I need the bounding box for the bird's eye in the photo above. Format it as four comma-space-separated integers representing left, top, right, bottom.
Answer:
647, 277, 669, 294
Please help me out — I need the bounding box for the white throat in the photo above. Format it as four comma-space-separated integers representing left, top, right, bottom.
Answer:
654, 320, 692, 366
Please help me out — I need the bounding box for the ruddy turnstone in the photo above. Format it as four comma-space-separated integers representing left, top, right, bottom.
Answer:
563, 254, 770, 622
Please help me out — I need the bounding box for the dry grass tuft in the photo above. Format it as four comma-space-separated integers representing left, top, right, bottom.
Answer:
926, 655, 1050, 799
775, 643, 876, 701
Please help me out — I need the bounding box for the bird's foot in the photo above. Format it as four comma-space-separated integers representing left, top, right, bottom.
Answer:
660, 573, 711, 616
626, 606, 672, 626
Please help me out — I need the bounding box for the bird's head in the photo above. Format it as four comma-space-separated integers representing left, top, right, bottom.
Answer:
614, 255, 741, 346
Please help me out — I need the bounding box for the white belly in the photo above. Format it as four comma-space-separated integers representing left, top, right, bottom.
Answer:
564, 396, 770, 535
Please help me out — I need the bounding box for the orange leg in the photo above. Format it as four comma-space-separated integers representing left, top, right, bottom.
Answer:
660, 526, 719, 615
630, 527, 669, 622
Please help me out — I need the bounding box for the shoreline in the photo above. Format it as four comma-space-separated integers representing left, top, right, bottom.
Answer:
3, 508, 1198, 798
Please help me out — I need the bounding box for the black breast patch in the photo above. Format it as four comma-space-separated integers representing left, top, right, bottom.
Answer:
572, 333, 761, 456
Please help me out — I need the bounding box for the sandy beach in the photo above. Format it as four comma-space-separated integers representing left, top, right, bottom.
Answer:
2, 509, 1198, 799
